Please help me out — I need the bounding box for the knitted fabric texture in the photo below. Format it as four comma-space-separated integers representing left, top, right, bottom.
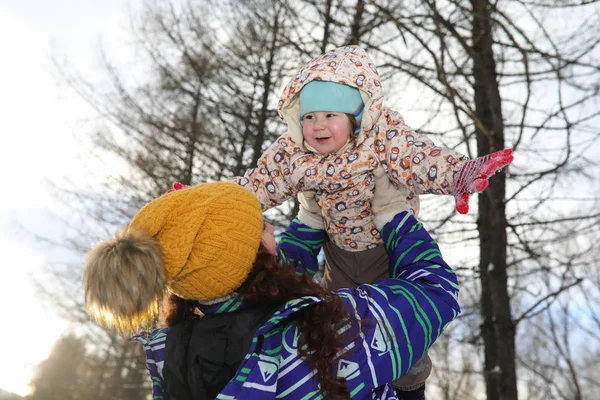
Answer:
299, 80, 364, 131
130, 182, 263, 301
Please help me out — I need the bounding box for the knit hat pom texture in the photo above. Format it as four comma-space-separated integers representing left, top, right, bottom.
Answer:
84, 182, 263, 334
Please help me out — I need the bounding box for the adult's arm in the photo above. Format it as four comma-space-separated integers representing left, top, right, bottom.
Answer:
276, 217, 326, 277
130, 329, 169, 400
335, 211, 460, 394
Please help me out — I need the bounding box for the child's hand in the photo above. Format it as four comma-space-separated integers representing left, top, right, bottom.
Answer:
451, 149, 513, 214
372, 165, 411, 230
297, 191, 324, 229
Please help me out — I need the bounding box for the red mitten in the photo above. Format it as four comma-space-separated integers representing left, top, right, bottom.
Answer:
165, 182, 190, 194
452, 149, 514, 214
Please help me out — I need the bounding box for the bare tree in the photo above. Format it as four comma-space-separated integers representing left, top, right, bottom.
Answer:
430, 325, 482, 400
38, 0, 306, 395
28, 333, 147, 399
358, 1, 600, 399
29, 334, 91, 400
41, 0, 600, 399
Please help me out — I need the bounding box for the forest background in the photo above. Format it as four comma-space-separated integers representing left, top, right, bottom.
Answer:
1, 1, 598, 399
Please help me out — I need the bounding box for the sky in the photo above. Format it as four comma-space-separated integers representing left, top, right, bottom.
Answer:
0, 0, 139, 396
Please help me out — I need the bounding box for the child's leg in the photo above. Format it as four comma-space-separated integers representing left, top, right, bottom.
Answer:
321, 241, 389, 290
395, 383, 426, 400
393, 353, 432, 395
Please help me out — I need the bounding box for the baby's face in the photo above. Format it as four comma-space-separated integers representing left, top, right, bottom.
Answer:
302, 111, 352, 154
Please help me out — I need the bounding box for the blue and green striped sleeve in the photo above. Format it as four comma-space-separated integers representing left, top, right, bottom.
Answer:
381, 211, 459, 300
333, 211, 460, 393
276, 217, 326, 277
130, 329, 168, 399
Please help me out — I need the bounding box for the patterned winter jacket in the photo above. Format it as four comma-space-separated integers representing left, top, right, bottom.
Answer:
234, 45, 468, 252
134, 212, 461, 399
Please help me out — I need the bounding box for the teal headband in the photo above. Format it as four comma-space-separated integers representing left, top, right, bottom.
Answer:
299, 81, 364, 134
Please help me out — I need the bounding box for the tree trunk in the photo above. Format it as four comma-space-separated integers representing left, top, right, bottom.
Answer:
321, 0, 333, 52
471, 1, 518, 400
346, 0, 365, 45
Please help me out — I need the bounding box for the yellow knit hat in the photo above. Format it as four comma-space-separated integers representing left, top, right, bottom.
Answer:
84, 182, 263, 334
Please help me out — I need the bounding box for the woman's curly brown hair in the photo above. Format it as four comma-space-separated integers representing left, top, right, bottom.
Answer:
162, 244, 353, 399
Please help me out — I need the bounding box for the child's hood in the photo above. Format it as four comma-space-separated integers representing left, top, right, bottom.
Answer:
278, 45, 384, 149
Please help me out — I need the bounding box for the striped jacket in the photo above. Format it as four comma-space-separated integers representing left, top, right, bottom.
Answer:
133, 212, 460, 399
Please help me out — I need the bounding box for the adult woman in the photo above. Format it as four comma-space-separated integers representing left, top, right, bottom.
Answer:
84, 182, 460, 399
